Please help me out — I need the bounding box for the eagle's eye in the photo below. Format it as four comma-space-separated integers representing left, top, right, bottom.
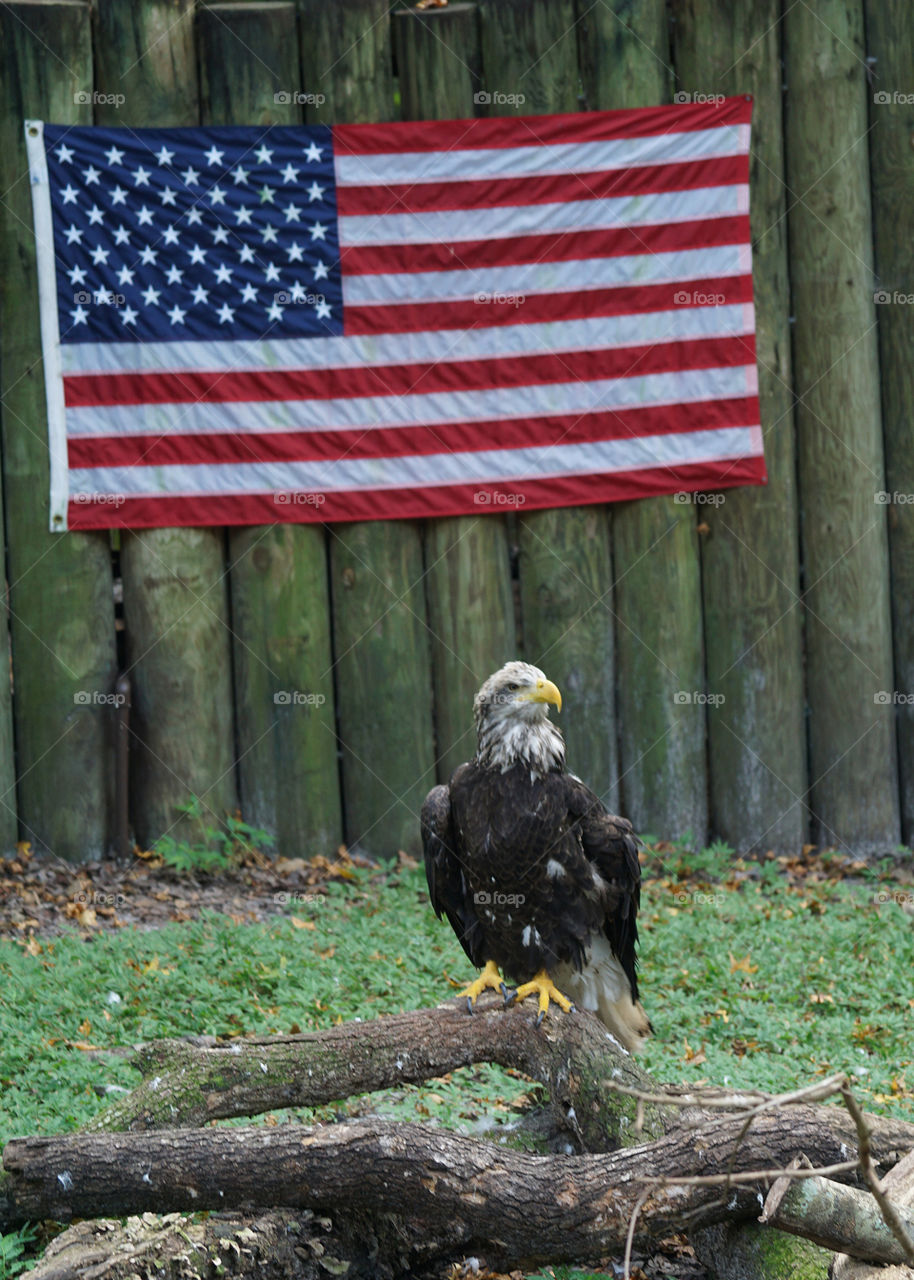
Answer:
505, 682, 519, 692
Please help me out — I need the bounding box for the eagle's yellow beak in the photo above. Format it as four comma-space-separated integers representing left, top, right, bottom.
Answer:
519, 678, 562, 713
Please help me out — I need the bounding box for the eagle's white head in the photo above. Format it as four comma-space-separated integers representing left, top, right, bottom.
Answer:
473, 660, 566, 777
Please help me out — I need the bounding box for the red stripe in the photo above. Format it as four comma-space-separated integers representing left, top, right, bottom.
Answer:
67, 397, 761, 470
336, 155, 746, 216
341, 218, 750, 275
343, 275, 754, 336
65, 335, 755, 409
333, 98, 753, 156
65, 456, 767, 531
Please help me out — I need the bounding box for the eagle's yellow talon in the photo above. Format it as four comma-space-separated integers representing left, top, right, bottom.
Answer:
458, 959, 505, 1010
511, 969, 575, 1023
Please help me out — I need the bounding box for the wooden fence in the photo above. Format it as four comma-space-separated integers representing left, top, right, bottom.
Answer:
0, 0, 911, 862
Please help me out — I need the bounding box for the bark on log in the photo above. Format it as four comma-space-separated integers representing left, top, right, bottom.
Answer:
833, 1150, 914, 1280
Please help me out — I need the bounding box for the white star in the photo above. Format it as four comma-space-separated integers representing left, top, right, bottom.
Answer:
139, 245, 158, 265
212, 225, 229, 244
105, 144, 125, 166
205, 145, 225, 167
83, 164, 101, 185
186, 207, 203, 226
189, 244, 207, 264
113, 225, 131, 245
67, 264, 88, 285
214, 263, 233, 284
306, 181, 324, 203
240, 283, 258, 303
116, 265, 135, 286
110, 185, 128, 206
87, 204, 104, 226
162, 225, 181, 246
264, 262, 280, 282
266, 301, 284, 322
258, 185, 275, 205
313, 260, 329, 280
255, 145, 274, 164
284, 202, 302, 223
64, 224, 83, 245
234, 207, 252, 226
161, 187, 177, 206
93, 287, 115, 306
180, 166, 199, 186
90, 245, 109, 265
287, 242, 304, 263
60, 184, 79, 205
165, 265, 184, 285
191, 284, 209, 305
315, 299, 332, 319
141, 284, 161, 306
261, 225, 278, 244
134, 165, 151, 186
69, 304, 89, 325
209, 185, 226, 206
56, 143, 75, 164
216, 302, 235, 324
156, 144, 175, 166
232, 166, 250, 185
304, 142, 322, 163
120, 305, 138, 326
167, 303, 186, 325
136, 205, 154, 226
309, 221, 327, 241
238, 244, 255, 263
281, 163, 299, 184
290, 281, 307, 302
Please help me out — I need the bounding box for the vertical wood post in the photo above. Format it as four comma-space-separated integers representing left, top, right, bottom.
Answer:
577, 0, 708, 844
0, 2, 118, 858
865, 0, 914, 843
671, 0, 807, 851
95, 0, 238, 848
198, 1, 343, 857
301, 0, 436, 857
394, 3, 518, 784
784, 0, 899, 852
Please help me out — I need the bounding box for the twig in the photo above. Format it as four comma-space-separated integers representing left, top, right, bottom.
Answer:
640, 1159, 860, 1186
622, 1188, 651, 1279
840, 1077, 914, 1264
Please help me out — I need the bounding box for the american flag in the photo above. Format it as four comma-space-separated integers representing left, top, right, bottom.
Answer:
26, 99, 764, 532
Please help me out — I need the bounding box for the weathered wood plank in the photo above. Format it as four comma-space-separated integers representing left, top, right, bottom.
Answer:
0, 2, 118, 859
784, 0, 899, 852
475, 0, 620, 806
865, 0, 914, 844
671, 1, 807, 851
576, 0, 708, 844
393, 4, 517, 783
300, 0, 436, 857
94, 0, 238, 847
199, 1, 343, 856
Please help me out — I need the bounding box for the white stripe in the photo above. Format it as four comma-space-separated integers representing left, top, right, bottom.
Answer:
71, 426, 763, 499
61, 303, 755, 376
339, 185, 748, 247
335, 127, 747, 187
342, 246, 748, 306
66, 364, 758, 438
25, 121, 70, 531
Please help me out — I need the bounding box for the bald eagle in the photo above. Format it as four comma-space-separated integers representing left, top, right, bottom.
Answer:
421, 660, 650, 1053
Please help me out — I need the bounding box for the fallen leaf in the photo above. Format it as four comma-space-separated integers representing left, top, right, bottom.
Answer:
291, 917, 316, 931
729, 952, 758, 974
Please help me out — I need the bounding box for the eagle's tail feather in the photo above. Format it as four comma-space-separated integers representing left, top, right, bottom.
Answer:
554, 935, 652, 1055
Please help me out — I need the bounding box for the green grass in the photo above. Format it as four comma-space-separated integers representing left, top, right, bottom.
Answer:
1, 850, 912, 1277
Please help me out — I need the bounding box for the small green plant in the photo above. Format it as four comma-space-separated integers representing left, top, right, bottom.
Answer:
153, 796, 275, 874
0, 1225, 37, 1279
